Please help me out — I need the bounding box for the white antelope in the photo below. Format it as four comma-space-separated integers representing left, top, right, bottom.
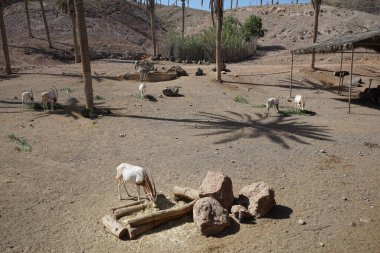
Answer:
266, 97, 279, 116
115, 163, 157, 206
294, 94, 305, 110
21, 89, 34, 108
139, 83, 146, 98
41, 87, 58, 111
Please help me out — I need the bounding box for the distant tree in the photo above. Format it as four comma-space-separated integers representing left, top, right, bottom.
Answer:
242, 15, 264, 41
310, 0, 322, 69
147, 0, 157, 56
24, 0, 33, 38
39, 0, 52, 48
0, 0, 11, 74
74, 0, 94, 109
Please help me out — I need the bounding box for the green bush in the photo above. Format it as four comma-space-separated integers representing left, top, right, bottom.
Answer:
160, 15, 262, 62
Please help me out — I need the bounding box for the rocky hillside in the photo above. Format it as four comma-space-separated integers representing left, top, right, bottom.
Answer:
324, 0, 380, 14
1, 1, 380, 67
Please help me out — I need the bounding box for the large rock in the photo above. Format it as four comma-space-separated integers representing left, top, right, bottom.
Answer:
193, 197, 230, 236
238, 182, 276, 218
199, 171, 234, 210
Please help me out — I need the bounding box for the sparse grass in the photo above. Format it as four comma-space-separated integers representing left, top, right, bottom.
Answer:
281, 108, 316, 116
8, 134, 32, 152
61, 87, 75, 93
94, 95, 104, 100
253, 104, 266, 108
81, 108, 97, 118
234, 95, 249, 104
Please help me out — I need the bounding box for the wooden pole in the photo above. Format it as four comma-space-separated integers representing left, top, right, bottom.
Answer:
349, 45, 354, 114
338, 51, 343, 95
173, 186, 199, 200
128, 215, 180, 239
114, 202, 149, 219
127, 200, 196, 227
110, 200, 144, 213
290, 52, 294, 98
102, 215, 128, 238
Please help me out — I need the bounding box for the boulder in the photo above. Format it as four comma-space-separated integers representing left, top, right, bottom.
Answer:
231, 205, 252, 222
193, 197, 230, 236
195, 68, 204, 76
238, 182, 276, 218
199, 171, 234, 210
162, 87, 180, 97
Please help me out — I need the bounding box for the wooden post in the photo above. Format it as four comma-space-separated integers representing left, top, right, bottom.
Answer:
114, 202, 149, 219
127, 200, 196, 227
339, 51, 343, 95
128, 215, 181, 239
349, 45, 354, 114
110, 200, 144, 213
290, 52, 294, 98
102, 215, 128, 238
173, 186, 199, 201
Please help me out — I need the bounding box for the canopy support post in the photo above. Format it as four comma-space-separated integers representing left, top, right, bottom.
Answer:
290, 52, 294, 98
349, 45, 354, 114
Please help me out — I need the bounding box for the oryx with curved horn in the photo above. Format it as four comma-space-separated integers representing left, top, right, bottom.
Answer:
115, 163, 157, 207
41, 86, 58, 111
21, 89, 34, 108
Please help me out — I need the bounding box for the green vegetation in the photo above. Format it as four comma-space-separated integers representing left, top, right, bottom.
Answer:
61, 87, 75, 93
94, 95, 104, 100
8, 134, 32, 152
234, 95, 249, 104
161, 15, 264, 62
281, 108, 315, 116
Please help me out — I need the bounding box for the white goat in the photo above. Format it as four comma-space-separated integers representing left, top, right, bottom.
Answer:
21, 89, 34, 108
294, 94, 305, 110
41, 87, 58, 111
266, 97, 279, 116
139, 83, 146, 98
115, 163, 157, 206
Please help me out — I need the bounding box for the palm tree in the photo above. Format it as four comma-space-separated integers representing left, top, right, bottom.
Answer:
230, 0, 233, 10
0, 0, 11, 74
235, 0, 238, 9
147, 0, 157, 56
310, 0, 322, 69
39, 0, 52, 48
24, 0, 33, 38
202, 0, 223, 83
56, 0, 80, 63
74, 0, 94, 109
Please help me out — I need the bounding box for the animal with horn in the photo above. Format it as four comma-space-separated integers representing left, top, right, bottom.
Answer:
41, 86, 58, 111
21, 89, 34, 108
115, 163, 157, 207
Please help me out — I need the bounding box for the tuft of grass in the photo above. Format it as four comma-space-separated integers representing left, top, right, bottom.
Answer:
253, 104, 266, 108
8, 134, 32, 152
281, 108, 315, 116
81, 108, 97, 118
94, 95, 104, 100
61, 87, 75, 93
234, 95, 249, 104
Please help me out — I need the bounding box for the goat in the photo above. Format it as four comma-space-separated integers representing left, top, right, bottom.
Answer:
139, 83, 146, 98
115, 163, 157, 207
21, 89, 34, 108
135, 60, 154, 82
294, 94, 305, 110
266, 97, 279, 116
41, 87, 58, 111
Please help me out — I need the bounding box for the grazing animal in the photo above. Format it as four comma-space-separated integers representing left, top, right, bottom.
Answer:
21, 89, 34, 108
135, 61, 154, 82
139, 83, 146, 98
266, 97, 279, 116
41, 87, 58, 111
294, 94, 305, 110
115, 163, 157, 206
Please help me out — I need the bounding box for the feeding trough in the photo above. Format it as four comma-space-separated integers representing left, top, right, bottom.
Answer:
117, 71, 178, 82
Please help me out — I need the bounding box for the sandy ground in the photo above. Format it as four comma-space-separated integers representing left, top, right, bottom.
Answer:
1, 51, 380, 252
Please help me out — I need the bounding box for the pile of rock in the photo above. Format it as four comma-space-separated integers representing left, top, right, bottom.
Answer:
192, 171, 276, 236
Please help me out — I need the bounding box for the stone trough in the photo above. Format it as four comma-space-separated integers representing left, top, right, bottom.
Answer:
117, 71, 178, 82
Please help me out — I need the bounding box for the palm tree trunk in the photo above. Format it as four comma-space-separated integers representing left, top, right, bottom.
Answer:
230, 0, 232, 10
69, 0, 80, 63
215, 0, 222, 83
181, 0, 185, 38
260, 0, 263, 6
311, 1, 321, 69
39, 0, 52, 48
148, 0, 157, 56
24, 0, 33, 38
0, 0, 11, 74
74, 0, 94, 109
235, 0, 238, 9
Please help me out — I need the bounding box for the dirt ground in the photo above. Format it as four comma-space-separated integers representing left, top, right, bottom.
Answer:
1, 50, 380, 252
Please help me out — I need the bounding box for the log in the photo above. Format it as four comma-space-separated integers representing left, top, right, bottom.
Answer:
127, 215, 179, 239
126, 200, 196, 227
114, 203, 149, 219
173, 186, 199, 201
110, 200, 145, 213
102, 215, 128, 238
